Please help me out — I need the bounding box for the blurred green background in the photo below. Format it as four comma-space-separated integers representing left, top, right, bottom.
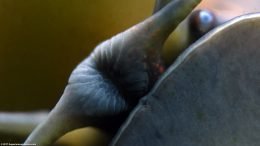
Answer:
0, 0, 153, 111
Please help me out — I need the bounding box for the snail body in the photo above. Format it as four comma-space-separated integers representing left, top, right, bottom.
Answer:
24, 0, 201, 145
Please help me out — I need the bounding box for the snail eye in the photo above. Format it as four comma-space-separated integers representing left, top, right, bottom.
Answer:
189, 9, 217, 37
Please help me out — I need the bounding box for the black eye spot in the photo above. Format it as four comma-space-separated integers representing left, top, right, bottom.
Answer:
189, 9, 217, 38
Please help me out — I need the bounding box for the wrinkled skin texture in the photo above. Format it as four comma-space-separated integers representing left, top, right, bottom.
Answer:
24, 0, 201, 145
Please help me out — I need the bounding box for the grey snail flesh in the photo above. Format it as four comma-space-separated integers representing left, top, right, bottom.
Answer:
24, 0, 201, 145
112, 13, 260, 146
